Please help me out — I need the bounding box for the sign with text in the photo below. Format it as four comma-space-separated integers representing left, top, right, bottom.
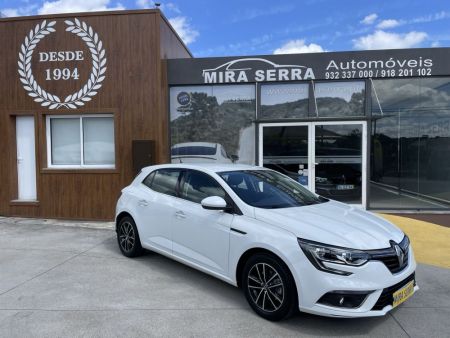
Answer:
167, 48, 450, 85
18, 18, 107, 109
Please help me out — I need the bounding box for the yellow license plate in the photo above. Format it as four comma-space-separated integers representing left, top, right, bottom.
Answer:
393, 280, 415, 308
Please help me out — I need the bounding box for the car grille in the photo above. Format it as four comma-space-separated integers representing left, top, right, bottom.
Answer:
379, 251, 409, 273
372, 272, 415, 310
365, 235, 410, 274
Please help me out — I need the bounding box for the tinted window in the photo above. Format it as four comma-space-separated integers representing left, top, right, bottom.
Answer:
170, 84, 256, 165
370, 77, 450, 209
180, 170, 226, 203
370, 110, 450, 209
371, 78, 450, 113
172, 146, 216, 156
260, 83, 309, 119
142, 171, 155, 188
219, 170, 326, 209
314, 81, 365, 117
147, 169, 181, 197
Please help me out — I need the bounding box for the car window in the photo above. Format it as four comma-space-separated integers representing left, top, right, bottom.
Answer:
180, 170, 226, 204
219, 170, 327, 209
220, 146, 228, 158
171, 146, 216, 156
146, 169, 181, 197
142, 171, 155, 188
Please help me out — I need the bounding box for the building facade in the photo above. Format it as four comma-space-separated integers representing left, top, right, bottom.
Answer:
1, 9, 450, 220
0, 10, 191, 220
167, 50, 450, 211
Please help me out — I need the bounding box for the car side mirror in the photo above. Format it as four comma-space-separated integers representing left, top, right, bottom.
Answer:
201, 196, 228, 211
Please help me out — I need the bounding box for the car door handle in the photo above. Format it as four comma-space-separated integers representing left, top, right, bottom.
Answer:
138, 199, 149, 207
175, 210, 187, 219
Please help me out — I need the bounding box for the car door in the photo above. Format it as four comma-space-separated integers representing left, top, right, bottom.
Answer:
172, 169, 233, 275
134, 168, 182, 254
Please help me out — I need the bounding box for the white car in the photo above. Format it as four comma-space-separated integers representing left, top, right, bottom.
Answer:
115, 163, 417, 321
171, 142, 235, 163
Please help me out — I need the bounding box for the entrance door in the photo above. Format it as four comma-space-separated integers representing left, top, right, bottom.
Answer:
259, 122, 366, 207
259, 123, 313, 188
16, 116, 37, 201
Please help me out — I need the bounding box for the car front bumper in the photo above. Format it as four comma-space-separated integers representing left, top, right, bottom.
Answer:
291, 246, 418, 318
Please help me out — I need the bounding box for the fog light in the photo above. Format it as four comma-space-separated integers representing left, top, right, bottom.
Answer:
318, 291, 371, 308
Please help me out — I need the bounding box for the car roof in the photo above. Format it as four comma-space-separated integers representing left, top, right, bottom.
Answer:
142, 163, 264, 174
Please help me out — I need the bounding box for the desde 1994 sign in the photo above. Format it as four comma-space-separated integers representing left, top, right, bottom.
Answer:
17, 18, 107, 109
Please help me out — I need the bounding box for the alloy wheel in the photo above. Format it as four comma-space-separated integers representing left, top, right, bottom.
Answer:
118, 221, 135, 252
247, 263, 285, 312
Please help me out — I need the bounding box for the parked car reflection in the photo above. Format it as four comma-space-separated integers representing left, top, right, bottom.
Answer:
171, 142, 237, 163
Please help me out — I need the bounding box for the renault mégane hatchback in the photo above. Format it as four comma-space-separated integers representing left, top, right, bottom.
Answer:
115, 164, 417, 321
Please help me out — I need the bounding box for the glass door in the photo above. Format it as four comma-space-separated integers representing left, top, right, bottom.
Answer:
260, 123, 312, 188
260, 122, 367, 207
312, 122, 366, 206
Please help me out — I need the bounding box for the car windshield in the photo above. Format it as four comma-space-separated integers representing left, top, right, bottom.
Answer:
219, 170, 328, 209
171, 146, 216, 156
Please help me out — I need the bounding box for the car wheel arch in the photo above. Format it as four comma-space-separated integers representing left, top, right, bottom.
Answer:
115, 211, 134, 232
235, 247, 297, 291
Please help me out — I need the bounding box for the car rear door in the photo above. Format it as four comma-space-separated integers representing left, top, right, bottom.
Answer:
134, 168, 182, 254
172, 169, 233, 275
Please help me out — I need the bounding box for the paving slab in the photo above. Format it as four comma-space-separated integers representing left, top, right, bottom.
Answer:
81, 235, 125, 259
0, 249, 76, 295
0, 222, 113, 253
402, 264, 450, 308
392, 307, 450, 338
0, 309, 409, 338
0, 253, 246, 311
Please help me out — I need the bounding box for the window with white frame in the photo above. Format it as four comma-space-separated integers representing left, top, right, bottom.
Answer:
46, 115, 115, 168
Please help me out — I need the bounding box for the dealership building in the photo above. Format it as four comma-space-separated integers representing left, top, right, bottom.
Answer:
1, 9, 450, 220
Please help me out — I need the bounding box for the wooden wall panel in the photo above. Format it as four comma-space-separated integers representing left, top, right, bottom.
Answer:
158, 15, 192, 166
159, 15, 192, 60
0, 10, 191, 220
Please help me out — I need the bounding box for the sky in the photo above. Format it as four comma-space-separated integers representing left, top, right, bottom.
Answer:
1, 0, 449, 57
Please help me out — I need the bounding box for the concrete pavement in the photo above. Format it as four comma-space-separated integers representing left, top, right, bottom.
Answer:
0, 219, 449, 337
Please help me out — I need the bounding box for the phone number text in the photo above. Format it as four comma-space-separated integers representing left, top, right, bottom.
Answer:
324, 68, 432, 79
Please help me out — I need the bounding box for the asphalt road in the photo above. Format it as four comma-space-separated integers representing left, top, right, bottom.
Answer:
0, 220, 449, 338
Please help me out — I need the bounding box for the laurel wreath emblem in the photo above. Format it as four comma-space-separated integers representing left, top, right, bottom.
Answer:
18, 18, 107, 109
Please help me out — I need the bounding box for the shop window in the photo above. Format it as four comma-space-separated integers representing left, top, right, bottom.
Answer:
314, 81, 365, 117
46, 115, 115, 168
370, 77, 450, 209
260, 83, 309, 119
372, 78, 450, 114
370, 110, 450, 209
170, 84, 256, 165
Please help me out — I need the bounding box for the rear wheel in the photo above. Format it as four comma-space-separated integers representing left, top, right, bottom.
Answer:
117, 216, 143, 257
242, 253, 298, 321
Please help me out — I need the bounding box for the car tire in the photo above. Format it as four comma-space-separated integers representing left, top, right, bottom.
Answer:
242, 253, 298, 321
117, 216, 143, 257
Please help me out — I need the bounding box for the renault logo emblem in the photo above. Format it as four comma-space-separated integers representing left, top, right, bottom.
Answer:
393, 243, 405, 266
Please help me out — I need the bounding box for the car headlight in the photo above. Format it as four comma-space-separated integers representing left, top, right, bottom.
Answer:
298, 238, 370, 276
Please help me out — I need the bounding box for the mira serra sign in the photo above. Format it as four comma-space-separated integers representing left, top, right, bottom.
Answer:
202, 58, 315, 83
18, 18, 107, 109
167, 48, 450, 85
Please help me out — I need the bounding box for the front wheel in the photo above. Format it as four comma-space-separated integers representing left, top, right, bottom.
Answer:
117, 216, 143, 257
242, 253, 298, 321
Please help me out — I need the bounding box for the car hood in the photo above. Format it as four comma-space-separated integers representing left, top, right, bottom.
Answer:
253, 200, 404, 250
